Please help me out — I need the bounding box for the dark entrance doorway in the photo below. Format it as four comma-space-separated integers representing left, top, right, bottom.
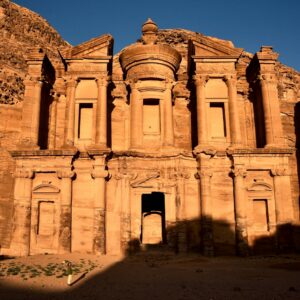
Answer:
141, 192, 166, 244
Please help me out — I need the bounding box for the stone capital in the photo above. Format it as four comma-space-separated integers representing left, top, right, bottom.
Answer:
14, 169, 34, 179
66, 77, 79, 89
173, 82, 190, 99
257, 74, 277, 85
169, 169, 190, 180
230, 168, 247, 178
193, 74, 209, 87
96, 77, 109, 88
126, 79, 141, 90
195, 169, 213, 180
91, 169, 109, 179
164, 79, 174, 90
57, 169, 75, 179
223, 74, 237, 86
270, 167, 289, 177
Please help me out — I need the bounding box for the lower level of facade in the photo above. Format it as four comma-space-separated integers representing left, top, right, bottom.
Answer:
5, 147, 300, 257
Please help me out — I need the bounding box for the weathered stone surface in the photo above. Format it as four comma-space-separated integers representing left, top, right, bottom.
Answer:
0, 0, 69, 105
0, 8, 300, 257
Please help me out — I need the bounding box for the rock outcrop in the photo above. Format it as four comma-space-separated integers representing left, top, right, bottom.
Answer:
0, 0, 69, 104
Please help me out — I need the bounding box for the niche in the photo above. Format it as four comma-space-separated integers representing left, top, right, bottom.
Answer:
143, 99, 160, 135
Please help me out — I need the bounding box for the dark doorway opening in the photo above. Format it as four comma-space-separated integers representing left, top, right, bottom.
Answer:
141, 192, 166, 244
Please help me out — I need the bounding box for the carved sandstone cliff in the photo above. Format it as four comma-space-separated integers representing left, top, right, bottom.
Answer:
0, 0, 69, 105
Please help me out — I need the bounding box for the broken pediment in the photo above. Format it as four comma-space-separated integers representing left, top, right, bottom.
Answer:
62, 34, 113, 59
130, 171, 160, 188
192, 36, 243, 57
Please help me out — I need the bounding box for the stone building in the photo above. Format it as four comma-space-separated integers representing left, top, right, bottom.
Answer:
1, 19, 300, 256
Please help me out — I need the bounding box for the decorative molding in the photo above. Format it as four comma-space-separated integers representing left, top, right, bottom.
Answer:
57, 169, 75, 179
32, 183, 60, 193
91, 169, 109, 179
230, 168, 247, 178
14, 169, 34, 179
247, 182, 272, 192
270, 167, 290, 177
193, 74, 209, 86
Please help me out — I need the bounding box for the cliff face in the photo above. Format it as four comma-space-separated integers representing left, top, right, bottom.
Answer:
0, 0, 70, 247
0, 0, 69, 105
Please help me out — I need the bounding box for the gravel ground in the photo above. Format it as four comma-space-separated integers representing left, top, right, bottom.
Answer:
0, 252, 300, 300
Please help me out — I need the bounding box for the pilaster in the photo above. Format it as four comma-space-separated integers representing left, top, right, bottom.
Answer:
195, 153, 214, 256
193, 75, 209, 148
164, 79, 174, 146
57, 168, 75, 253
129, 80, 143, 149
95, 76, 109, 148
64, 78, 79, 147
91, 158, 108, 255
231, 167, 249, 256
10, 169, 34, 256
224, 75, 242, 147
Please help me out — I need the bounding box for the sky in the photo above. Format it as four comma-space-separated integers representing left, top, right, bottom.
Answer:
13, 0, 300, 71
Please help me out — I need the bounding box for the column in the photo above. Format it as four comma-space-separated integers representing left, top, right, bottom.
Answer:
57, 168, 75, 253
95, 77, 108, 147
48, 92, 58, 149
130, 81, 143, 149
11, 169, 34, 256
196, 153, 214, 256
194, 75, 209, 146
224, 75, 242, 146
259, 75, 273, 146
164, 80, 174, 146
91, 161, 108, 254
64, 79, 78, 146
31, 80, 43, 146
173, 169, 190, 253
271, 167, 294, 250
231, 167, 248, 256
115, 171, 135, 253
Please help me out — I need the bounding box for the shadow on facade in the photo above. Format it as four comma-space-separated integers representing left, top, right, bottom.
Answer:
1, 218, 300, 299
294, 102, 300, 208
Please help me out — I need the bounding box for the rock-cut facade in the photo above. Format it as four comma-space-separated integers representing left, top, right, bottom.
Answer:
1, 19, 300, 256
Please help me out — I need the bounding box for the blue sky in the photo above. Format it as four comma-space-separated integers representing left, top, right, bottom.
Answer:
13, 0, 300, 71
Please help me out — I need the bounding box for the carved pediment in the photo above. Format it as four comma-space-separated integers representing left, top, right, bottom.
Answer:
62, 34, 113, 59
192, 36, 243, 57
247, 182, 272, 192
33, 183, 60, 194
130, 171, 160, 188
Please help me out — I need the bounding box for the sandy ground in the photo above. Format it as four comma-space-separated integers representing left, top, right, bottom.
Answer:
0, 252, 300, 300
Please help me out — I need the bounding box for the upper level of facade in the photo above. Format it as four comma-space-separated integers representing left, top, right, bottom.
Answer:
17, 19, 299, 155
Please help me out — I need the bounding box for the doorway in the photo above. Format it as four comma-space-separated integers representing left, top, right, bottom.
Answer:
141, 192, 166, 244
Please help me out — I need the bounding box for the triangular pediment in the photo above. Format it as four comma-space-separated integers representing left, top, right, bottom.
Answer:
191, 36, 243, 57
62, 34, 113, 59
